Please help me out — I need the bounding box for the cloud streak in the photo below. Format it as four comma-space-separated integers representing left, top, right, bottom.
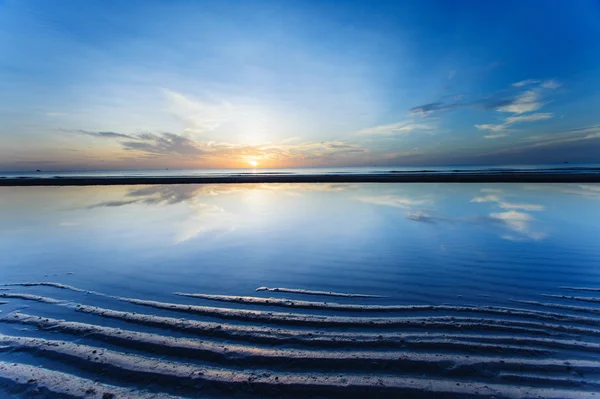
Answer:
409, 80, 560, 139
475, 112, 554, 133
74, 128, 370, 166
409, 79, 559, 118
357, 120, 435, 135
121, 133, 205, 157
77, 130, 135, 139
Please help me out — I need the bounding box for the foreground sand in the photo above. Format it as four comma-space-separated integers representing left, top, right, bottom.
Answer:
1, 282, 600, 398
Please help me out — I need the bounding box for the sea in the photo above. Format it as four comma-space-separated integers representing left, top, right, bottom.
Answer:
0, 168, 600, 397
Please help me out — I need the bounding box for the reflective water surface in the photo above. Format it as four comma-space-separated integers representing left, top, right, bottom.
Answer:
2, 183, 599, 303
1, 183, 600, 398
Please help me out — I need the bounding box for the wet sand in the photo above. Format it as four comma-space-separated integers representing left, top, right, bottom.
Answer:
1, 171, 600, 185
2, 282, 600, 398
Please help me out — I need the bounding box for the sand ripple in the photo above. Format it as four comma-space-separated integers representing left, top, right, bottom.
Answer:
1, 282, 600, 398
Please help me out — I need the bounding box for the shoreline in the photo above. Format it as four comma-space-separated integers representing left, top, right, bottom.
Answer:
1, 172, 600, 186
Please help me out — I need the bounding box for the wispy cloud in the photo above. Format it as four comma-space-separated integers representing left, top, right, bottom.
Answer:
121, 133, 205, 157
73, 127, 370, 166
541, 80, 562, 89
480, 125, 600, 159
476, 124, 506, 132
409, 79, 561, 139
498, 201, 545, 211
505, 113, 554, 124
357, 120, 435, 135
496, 90, 543, 114
405, 211, 447, 224
409, 97, 462, 117
483, 133, 509, 139
476, 112, 554, 133
164, 90, 235, 135
473, 80, 560, 138
76, 130, 135, 139
512, 79, 540, 87
490, 210, 533, 222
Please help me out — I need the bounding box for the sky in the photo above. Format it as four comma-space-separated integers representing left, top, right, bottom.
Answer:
1, 0, 599, 171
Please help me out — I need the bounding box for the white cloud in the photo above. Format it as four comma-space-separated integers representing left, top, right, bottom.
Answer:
541, 80, 562, 89
497, 90, 543, 114
357, 121, 435, 135
476, 124, 506, 132
504, 113, 553, 124
498, 201, 545, 211
490, 210, 533, 222
483, 133, 509, 139
477, 80, 561, 137
512, 79, 540, 87
477, 112, 554, 136
163, 89, 235, 135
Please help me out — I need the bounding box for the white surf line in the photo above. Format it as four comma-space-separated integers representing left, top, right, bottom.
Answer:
74, 304, 600, 350
0, 361, 183, 399
3, 313, 556, 365
543, 294, 600, 304
175, 293, 600, 325
256, 286, 386, 298
3, 296, 600, 358
0, 293, 65, 304
8, 282, 600, 328
0, 301, 6, 305
9, 282, 600, 328
511, 299, 600, 315
5, 291, 600, 339
1, 281, 107, 297
0, 294, 561, 342
0, 334, 596, 399
560, 286, 600, 292
113, 296, 600, 332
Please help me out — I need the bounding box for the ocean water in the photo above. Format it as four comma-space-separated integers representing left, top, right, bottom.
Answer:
2, 163, 600, 179
1, 183, 600, 398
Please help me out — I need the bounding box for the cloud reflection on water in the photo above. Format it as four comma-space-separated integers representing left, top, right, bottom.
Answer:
354, 186, 549, 240
13, 182, 598, 245
84, 183, 360, 243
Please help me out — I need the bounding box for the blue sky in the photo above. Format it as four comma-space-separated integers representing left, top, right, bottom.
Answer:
1, 0, 599, 170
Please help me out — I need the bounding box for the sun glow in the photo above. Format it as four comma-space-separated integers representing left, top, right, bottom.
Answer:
248, 159, 259, 168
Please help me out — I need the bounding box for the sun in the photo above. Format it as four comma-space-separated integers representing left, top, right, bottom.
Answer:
248, 160, 259, 168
